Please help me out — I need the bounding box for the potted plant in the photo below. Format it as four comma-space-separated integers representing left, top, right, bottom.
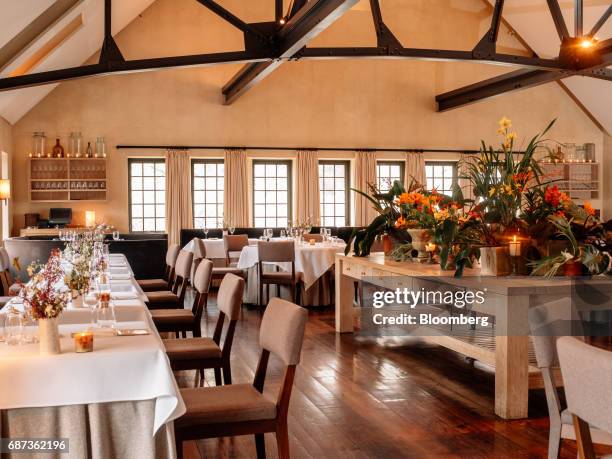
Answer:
18, 249, 69, 355
462, 117, 554, 275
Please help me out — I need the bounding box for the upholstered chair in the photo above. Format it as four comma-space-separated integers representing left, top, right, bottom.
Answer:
190, 238, 206, 285
164, 272, 245, 386
557, 336, 612, 458
209, 238, 245, 281
145, 250, 193, 309
223, 234, 249, 267
303, 233, 323, 243
151, 259, 213, 338
137, 243, 180, 292
529, 303, 612, 458
0, 247, 21, 297
257, 240, 301, 307
174, 297, 308, 459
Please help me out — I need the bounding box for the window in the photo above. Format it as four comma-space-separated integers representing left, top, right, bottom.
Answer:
377, 161, 404, 192
319, 161, 349, 227
253, 160, 291, 227
129, 159, 166, 232
192, 159, 224, 229
425, 161, 457, 196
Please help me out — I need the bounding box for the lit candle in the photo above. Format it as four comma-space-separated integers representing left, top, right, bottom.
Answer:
509, 235, 521, 257
426, 242, 436, 253
309, 238, 316, 245
74, 331, 94, 353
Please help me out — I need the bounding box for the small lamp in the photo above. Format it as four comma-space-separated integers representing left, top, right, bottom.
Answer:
0, 179, 11, 202
85, 210, 96, 227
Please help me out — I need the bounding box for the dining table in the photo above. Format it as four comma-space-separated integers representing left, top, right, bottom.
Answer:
0, 253, 185, 459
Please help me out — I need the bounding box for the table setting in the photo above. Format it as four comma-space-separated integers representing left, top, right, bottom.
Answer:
0, 226, 184, 458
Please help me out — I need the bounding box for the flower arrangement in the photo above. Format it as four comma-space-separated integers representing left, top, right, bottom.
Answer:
18, 249, 69, 319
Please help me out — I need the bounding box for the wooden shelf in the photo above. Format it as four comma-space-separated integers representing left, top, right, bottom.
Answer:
539, 161, 599, 201
28, 157, 108, 202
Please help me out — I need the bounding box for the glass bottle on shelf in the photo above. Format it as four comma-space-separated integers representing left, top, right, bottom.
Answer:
563, 143, 576, 163
52, 138, 65, 158
86, 142, 93, 158
69, 132, 82, 158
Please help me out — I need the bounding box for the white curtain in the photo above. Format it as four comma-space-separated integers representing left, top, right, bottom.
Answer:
223, 149, 249, 228
458, 152, 474, 201
405, 152, 425, 189
165, 149, 192, 245
354, 151, 378, 226
296, 150, 320, 224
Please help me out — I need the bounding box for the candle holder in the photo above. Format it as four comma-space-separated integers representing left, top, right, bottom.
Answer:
508, 235, 522, 276
74, 331, 94, 353
425, 243, 437, 264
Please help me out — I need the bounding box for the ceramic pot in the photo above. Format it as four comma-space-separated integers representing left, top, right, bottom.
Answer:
38, 317, 61, 355
479, 246, 511, 276
407, 228, 432, 262
563, 260, 584, 277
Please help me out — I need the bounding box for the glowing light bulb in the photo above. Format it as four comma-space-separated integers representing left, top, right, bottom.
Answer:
580, 37, 595, 49
279, 17, 286, 25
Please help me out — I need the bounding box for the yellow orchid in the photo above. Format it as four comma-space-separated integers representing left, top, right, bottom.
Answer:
488, 186, 496, 197
498, 116, 512, 130
503, 184, 513, 195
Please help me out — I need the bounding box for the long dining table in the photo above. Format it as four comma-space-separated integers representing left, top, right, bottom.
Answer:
0, 253, 185, 459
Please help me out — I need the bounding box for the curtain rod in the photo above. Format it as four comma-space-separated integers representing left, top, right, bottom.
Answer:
115, 144, 482, 154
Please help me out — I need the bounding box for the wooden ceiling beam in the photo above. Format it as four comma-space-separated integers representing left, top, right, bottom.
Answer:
221, 0, 360, 104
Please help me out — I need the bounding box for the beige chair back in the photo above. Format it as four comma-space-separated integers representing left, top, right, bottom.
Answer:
558, 336, 612, 434
193, 239, 206, 259
166, 244, 181, 266
0, 248, 10, 271
174, 250, 194, 280
192, 259, 213, 294
224, 234, 249, 252
258, 240, 295, 263
217, 273, 245, 321
260, 297, 307, 366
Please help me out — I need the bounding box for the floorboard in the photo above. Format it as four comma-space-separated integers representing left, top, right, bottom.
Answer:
175, 292, 610, 459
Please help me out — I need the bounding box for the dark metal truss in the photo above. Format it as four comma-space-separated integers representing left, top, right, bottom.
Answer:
0, 0, 608, 111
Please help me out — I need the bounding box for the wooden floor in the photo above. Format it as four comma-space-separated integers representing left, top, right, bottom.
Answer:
177, 293, 594, 459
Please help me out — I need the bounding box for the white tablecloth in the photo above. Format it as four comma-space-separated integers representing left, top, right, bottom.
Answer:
0, 254, 185, 435
183, 237, 258, 259
237, 242, 345, 290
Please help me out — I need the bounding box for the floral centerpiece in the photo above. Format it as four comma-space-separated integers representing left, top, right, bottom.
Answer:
17, 249, 69, 355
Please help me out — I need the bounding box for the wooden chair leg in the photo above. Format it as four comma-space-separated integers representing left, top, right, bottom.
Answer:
175, 434, 183, 459
181, 330, 187, 338
175, 331, 179, 338
222, 362, 232, 385
192, 324, 201, 338
573, 415, 596, 459
199, 369, 205, 387
255, 433, 265, 459
214, 367, 222, 386
259, 281, 264, 309
276, 421, 290, 459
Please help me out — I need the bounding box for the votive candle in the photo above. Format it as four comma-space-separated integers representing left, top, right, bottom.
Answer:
426, 243, 436, 253
509, 235, 521, 257
74, 331, 94, 353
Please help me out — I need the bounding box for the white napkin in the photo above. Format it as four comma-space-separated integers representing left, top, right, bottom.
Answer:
112, 299, 142, 307
111, 291, 138, 300
110, 273, 132, 280
109, 260, 127, 267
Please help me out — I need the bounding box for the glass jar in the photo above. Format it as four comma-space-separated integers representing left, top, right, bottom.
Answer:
32, 131, 46, 158
6, 309, 23, 345
563, 143, 576, 162
95, 137, 106, 158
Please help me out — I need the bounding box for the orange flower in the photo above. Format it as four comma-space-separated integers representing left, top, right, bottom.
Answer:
398, 193, 410, 205
395, 216, 406, 228
584, 202, 596, 216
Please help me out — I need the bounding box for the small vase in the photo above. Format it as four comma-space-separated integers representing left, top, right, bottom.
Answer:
38, 317, 61, 355
407, 228, 432, 262
563, 260, 583, 277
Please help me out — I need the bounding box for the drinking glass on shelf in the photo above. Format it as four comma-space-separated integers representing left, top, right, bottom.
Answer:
6, 309, 23, 345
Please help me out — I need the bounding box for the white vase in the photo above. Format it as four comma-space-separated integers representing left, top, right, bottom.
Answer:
38, 317, 61, 355
479, 246, 510, 276
407, 228, 432, 262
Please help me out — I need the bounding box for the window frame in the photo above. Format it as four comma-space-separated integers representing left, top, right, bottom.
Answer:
191, 158, 225, 229
376, 160, 405, 191
252, 159, 293, 228
128, 158, 166, 233
425, 160, 458, 195
318, 160, 351, 227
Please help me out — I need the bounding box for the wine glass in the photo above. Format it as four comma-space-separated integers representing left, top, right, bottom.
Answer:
112, 230, 120, 241
203, 226, 209, 239
83, 282, 99, 326
229, 225, 235, 235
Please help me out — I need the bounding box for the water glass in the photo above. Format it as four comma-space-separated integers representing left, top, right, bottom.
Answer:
280, 230, 286, 238
203, 226, 209, 238
6, 310, 23, 345
112, 230, 120, 241
97, 301, 116, 329
83, 284, 99, 326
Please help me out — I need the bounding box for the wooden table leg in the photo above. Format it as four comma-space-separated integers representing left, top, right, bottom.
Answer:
335, 258, 355, 333
495, 294, 530, 419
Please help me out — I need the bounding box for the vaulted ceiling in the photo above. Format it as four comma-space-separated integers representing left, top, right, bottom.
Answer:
0, 0, 609, 132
